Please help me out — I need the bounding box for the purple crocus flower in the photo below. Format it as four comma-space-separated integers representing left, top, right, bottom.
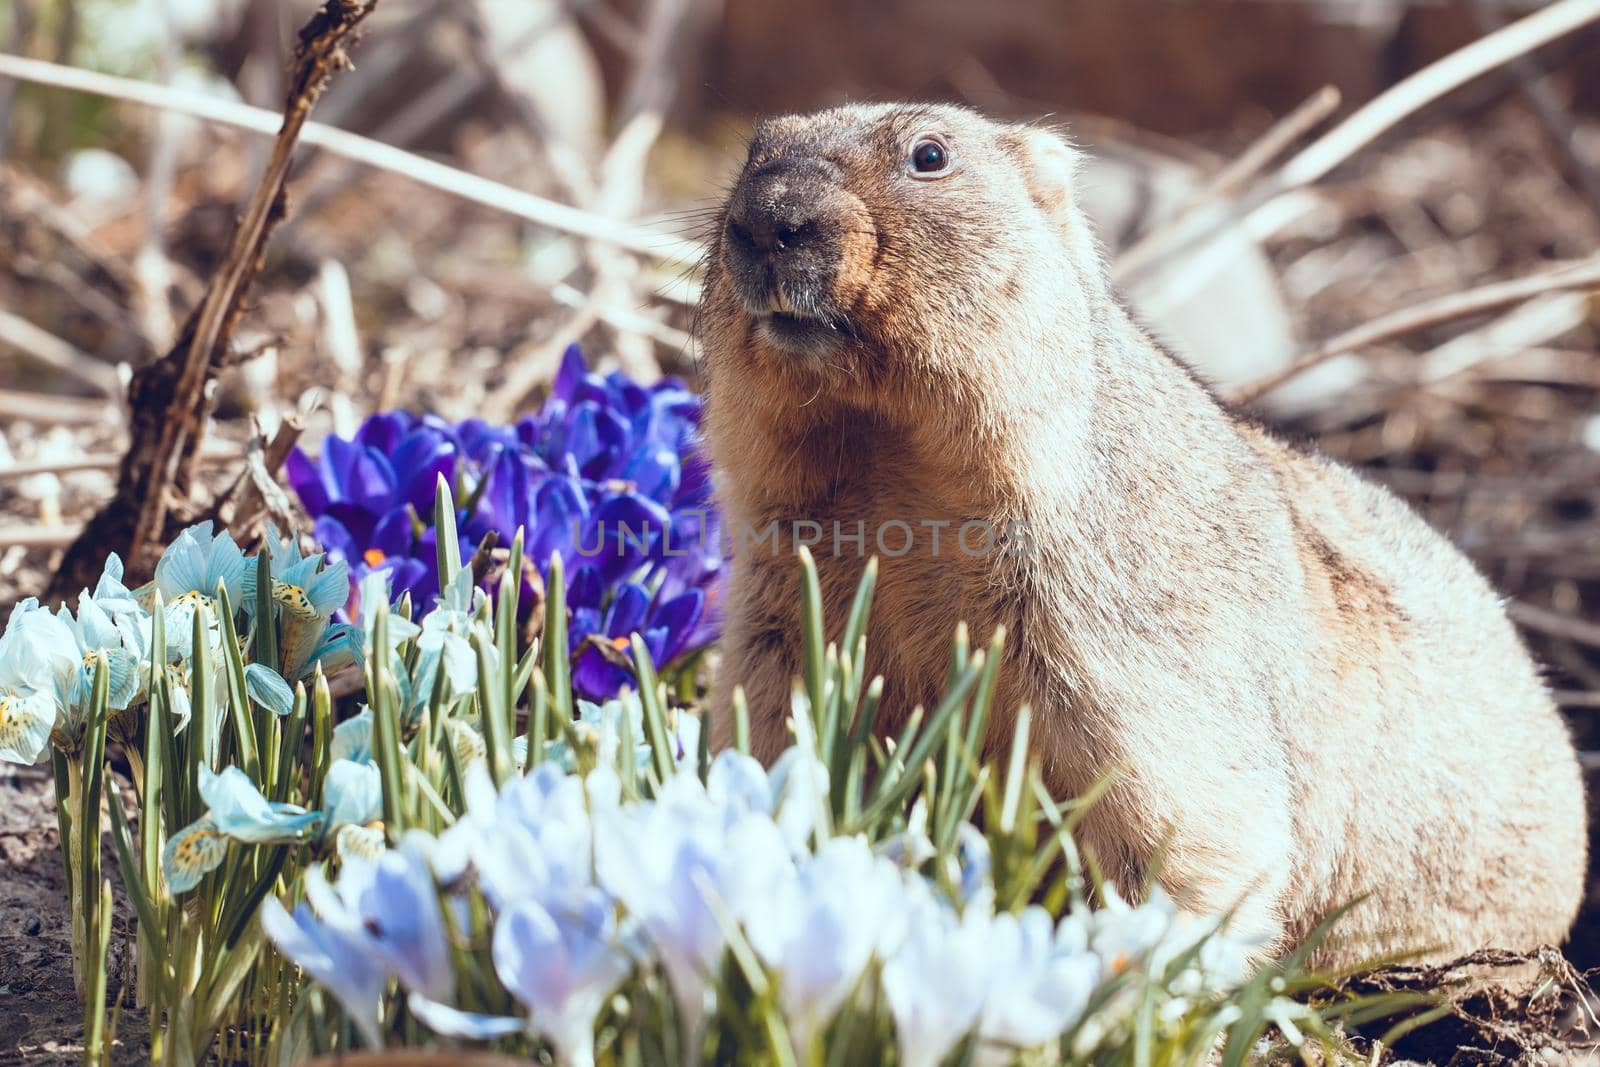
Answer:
287, 346, 723, 699
287, 414, 465, 607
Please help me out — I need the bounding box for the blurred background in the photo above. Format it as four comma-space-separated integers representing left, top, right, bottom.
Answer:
1, 0, 1598, 959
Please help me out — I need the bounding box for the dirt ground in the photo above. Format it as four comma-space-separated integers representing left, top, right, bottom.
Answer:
0, 762, 147, 1066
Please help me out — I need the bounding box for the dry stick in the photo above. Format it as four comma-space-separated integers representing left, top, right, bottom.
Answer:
0, 52, 707, 279
0, 308, 123, 396
1471, 0, 1600, 220
1509, 601, 1600, 650
224, 416, 303, 519
1206, 86, 1344, 200
42, 1, 378, 603
1279, 0, 1600, 190
1229, 255, 1600, 405
1115, 0, 1600, 286
1112, 86, 1341, 284
133, 0, 182, 354
0, 525, 83, 549
0, 388, 117, 425
128, 0, 379, 566
0, 455, 121, 481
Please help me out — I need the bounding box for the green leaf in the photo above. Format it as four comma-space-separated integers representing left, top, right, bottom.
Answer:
253, 547, 278, 668
435, 474, 463, 589
733, 686, 751, 755
632, 636, 676, 784
855, 657, 983, 830
475, 628, 512, 788
542, 551, 571, 723
106, 781, 171, 1003
797, 546, 827, 732
369, 603, 408, 839
215, 584, 261, 781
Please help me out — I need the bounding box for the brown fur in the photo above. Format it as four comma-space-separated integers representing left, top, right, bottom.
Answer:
698, 103, 1586, 966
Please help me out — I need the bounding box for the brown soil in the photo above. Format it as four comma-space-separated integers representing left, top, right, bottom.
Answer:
0, 762, 147, 1065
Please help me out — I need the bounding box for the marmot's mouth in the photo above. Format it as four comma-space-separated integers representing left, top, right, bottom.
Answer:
758, 311, 857, 353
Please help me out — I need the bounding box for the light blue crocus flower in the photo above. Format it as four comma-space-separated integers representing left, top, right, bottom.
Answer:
975, 907, 1100, 1065
405, 993, 524, 1042
151, 522, 249, 656
0, 599, 81, 763
437, 762, 593, 913
262, 896, 389, 1049
493, 889, 630, 1067
594, 767, 792, 1041
303, 839, 455, 1004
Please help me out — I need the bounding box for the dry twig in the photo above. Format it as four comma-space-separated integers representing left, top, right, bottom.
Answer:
0, 308, 123, 396
0, 52, 706, 275
43, 0, 379, 603
1509, 600, 1600, 650
1113, 85, 1341, 284
1231, 255, 1600, 405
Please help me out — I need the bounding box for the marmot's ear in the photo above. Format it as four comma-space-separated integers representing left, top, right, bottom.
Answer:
1007, 126, 1082, 223
1006, 126, 1098, 267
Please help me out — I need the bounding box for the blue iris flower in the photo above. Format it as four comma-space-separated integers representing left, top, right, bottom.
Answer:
0, 599, 81, 764
287, 345, 724, 699
151, 522, 251, 657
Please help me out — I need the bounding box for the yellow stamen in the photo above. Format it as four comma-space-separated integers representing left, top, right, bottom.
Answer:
363, 548, 387, 567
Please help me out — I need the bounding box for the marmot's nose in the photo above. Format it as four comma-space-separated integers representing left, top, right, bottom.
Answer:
724, 157, 840, 260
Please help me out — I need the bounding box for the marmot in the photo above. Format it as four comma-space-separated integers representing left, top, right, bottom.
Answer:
697, 103, 1586, 966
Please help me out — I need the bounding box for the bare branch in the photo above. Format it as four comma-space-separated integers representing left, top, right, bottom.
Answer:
0, 51, 706, 279
1230, 256, 1600, 405
0, 309, 123, 396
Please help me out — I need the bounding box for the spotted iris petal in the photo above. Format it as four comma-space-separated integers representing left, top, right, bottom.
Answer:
335, 823, 386, 862
160, 816, 229, 894
246, 551, 351, 679
61, 556, 150, 712
153, 521, 249, 604
64, 604, 141, 711
305, 622, 363, 679
0, 687, 62, 766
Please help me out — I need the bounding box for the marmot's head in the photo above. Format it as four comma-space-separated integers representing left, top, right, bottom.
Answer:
700, 104, 1105, 406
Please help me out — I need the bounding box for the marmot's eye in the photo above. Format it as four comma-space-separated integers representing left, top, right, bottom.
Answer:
908, 137, 951, 177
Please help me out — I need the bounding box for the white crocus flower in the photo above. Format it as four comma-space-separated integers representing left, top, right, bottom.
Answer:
742, 835, 903, 1061
882, 880, 994, 1067
975, 907, 1101, 1066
